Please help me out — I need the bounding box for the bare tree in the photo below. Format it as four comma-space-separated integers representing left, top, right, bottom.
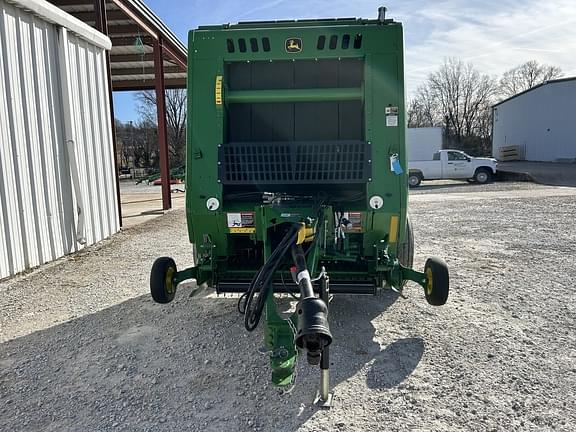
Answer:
407, 85, 442, 128
115, 119, 159, 169
135, 89, 187, 167
474, 102, 493, 140
499, 60, 563, 98
407, 58, 498, 155
427, 58, 497, 140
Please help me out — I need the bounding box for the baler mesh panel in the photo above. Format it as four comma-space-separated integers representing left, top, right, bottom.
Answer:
219, 141, 370, 184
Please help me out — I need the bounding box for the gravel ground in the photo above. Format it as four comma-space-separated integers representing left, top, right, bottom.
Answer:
1, 182, 575, 431
409, 179, 547, 195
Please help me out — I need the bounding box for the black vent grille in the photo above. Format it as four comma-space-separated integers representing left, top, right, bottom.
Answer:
219, 141, 370, 184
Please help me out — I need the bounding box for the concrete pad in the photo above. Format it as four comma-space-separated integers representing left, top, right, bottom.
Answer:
119, 181, 186, 228
497, 161, 576, 186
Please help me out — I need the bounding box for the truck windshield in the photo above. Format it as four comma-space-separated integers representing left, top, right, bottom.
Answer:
433, 152, 440, 160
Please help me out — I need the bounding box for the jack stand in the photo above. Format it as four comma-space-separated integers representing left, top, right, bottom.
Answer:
390, 285, 407, 299
314, 269, 334, 408
314, 347, 333, 408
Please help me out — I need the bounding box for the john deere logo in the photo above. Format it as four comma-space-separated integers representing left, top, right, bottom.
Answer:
285, 38, 302, 53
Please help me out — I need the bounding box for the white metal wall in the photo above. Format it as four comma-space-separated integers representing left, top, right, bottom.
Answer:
492, 80, 576, 162
407, 127, 443, 161
0, 0, 119, 279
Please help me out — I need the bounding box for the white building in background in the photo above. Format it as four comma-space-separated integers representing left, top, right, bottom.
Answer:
407, 127, 443, 161
0, 0, 119, 279
492, 77, 576, 162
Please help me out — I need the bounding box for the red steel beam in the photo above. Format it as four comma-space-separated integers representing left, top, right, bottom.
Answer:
94, 0, 123, 227
110, 0, 157, 39
162, 42, 187, 70
154, 37, 172, 210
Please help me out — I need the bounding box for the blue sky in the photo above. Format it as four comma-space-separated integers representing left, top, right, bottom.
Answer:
113, 0, 576, 122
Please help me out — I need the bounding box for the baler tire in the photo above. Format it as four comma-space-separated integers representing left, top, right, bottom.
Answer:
397, 218, 414, 269
474, 168, 491, 184
424, 257, 449, 306
150, 257, 177, 304
396, 218, 414, 288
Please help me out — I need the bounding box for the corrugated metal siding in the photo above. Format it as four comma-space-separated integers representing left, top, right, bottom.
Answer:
492, 81, 576, 162
0, 0, 119, 279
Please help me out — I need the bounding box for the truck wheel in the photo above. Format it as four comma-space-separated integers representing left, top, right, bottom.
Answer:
424, 257, 449, 306
473, 168, 491, 184
408, 173, 422, 188
150, 257, 177, 303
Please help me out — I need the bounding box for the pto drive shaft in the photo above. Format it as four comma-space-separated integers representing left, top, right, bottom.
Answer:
291, 244, 332, 365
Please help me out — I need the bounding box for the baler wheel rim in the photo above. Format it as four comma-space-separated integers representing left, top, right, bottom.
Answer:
165, 267, 176, 294
425, 267, 433, 295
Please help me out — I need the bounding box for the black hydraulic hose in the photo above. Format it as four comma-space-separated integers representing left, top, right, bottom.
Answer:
291, 244, 314, 298
239, 222, 301, 331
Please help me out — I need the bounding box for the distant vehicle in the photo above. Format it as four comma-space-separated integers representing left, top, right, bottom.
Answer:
152, 178, 183, 186
118, 167, 132, 180
408, 150, 498, 187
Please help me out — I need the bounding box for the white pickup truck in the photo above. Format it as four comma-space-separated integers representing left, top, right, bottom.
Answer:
408, 150, 498, 187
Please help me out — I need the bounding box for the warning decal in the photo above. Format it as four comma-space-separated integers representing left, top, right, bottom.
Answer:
227, 212, 256, 233
385, 106, 399, 127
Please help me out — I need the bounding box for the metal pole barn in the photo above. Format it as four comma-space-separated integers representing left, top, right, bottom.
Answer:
49, 0, 187, 214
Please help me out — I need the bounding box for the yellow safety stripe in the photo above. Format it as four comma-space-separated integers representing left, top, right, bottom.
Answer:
296, 224, 315, 245
389, 215, 399, 243
230, 227, 256, 234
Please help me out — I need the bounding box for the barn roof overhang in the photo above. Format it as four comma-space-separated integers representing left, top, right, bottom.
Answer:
48, 0, 187, 91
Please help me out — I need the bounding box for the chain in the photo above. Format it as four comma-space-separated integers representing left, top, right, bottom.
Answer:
280, 316, 299, 395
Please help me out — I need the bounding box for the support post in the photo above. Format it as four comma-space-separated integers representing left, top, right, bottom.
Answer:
154, 37, 172, 210
94, 0, 123, 226
315, 269, 334, 408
